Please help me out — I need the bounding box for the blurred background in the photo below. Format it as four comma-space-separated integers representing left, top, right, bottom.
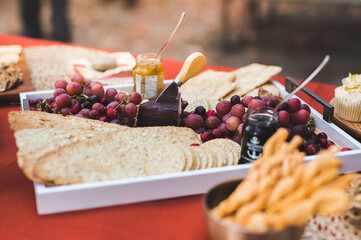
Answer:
0, 0, 360, 85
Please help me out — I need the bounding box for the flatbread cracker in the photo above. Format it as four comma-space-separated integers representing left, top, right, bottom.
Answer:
225, 63, 282, 99
180, 69, 236, 103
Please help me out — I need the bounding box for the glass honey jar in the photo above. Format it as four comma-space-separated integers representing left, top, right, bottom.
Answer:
133, 52, 164, 99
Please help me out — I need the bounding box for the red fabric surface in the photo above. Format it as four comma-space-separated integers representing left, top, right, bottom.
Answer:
0, 35, 337, 240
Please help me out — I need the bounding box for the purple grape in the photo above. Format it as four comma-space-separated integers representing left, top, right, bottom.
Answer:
300, 104, 311, 114
194, 127, 206, 134
305, 144, 317, 155
317, 132, 328, 141
194, 106, 206, 118
110, 119, 121, 124
181, 100, 189, 110
186, 114, 204, 129
230, 95, 241, 105
60, 107, 72, 116
107, 101, 119, 109
216, 100, 232, 116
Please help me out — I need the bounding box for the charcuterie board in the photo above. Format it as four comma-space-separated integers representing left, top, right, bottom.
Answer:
0, 53, 34, 103
18, 80, 361, 215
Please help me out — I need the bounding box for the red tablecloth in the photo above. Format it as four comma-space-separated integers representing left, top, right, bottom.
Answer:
0, 34, 338, 240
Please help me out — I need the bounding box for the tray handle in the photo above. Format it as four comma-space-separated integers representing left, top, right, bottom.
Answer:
285, 76, 334, 123
22, 98, 30, 110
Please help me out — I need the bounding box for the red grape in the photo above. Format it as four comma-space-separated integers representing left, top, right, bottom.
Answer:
270, 96, 280, 105
79, 108, 90, 117
179, 118, 186, 127
50, 101, 57, 109
55, 93, 71, 109
54, 88, 66, 98
181, 100, 189, 110
60, 107, 72, 116
92, 103, 107, 115
28, 99, 36, 107
230, 95, 241, 105
107, 108, 118, 120
117, 104, 127, 117
327, 140, 335, 147
341, 148, 352, 151
74, 114, 84, 118
260, 96, 269, 103
287, 98, 301, 113
292, 124, 310, 139
319, 138, 328, 148
190, 143, 200, 146
248, 99, 263, 109
105, 88, 118, 102
115, 92, 128, 103
89, 110, 100, 120
66, 82, 82, 96
232, 133, 242, 144
71, 103, 81, 114
278, 110, 290, 127
241, 96, 254, 108
300, 104, 311, 114
317, 132, 327, 141
125, 103, 137, 118
226, 116, 241, 131
237, 123, 244, 136
36, 98, 43, 104
84, 79, 92, 87
128, 92, 142, 105
216, 100, 232, 116
90, 81, 102, 87
231, 104, 245, 118
265, 99, 277, 108
91, 84, 104, 98
218, 123, 230, 137
206, 116, 221, 129
71, 73, 85, 84
212, 129, 222, 138
186, 114, 204, 129
107, 101, 119, 109
305, 144, 317, 155
222, 113, 232, 123
84, 88, 92, 97
54, 79, 68, 89
292, 109, 310, 125
99, 116, 108, 122
206, 110, 216, 117
200, 131, 213, 142
30, 107, 36, 111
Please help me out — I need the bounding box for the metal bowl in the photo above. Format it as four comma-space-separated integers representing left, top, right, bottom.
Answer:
203, 179, 305, 240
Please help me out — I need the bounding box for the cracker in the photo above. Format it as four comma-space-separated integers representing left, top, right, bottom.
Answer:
180, 69, 236, 103
145, 145, 186, 176
225, 63, 282, 98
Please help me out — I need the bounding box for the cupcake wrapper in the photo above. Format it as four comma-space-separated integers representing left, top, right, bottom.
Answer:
335, 95, 361, 122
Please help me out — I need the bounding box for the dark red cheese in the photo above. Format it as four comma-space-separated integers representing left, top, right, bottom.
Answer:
136, 94, 181, 127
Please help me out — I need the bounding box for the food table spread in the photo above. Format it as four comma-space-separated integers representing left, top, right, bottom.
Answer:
0, 34, 352, 240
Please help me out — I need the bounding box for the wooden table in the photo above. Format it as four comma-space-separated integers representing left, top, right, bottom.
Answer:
0, 34, 339, 240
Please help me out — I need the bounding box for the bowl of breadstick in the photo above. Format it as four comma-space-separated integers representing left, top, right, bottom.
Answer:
204, 128, 359, 240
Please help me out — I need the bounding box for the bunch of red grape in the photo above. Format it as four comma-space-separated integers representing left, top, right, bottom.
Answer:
28, 73, 142, 127
180, 95, 345, 155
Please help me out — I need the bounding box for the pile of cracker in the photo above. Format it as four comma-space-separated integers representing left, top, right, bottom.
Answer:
180, 63, 282, 111
8, 111, 241, 186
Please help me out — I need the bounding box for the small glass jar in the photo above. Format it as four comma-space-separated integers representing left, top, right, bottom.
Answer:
133, 52, 164, 99
240, 106, 279, 164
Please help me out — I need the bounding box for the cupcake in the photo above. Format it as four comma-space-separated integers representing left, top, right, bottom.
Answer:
334, 74, 361, 122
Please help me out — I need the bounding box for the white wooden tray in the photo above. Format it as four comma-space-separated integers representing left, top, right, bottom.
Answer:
19, 80, 361, 215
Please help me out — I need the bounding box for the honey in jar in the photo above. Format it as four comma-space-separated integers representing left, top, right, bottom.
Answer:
133, 52, 164, 99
